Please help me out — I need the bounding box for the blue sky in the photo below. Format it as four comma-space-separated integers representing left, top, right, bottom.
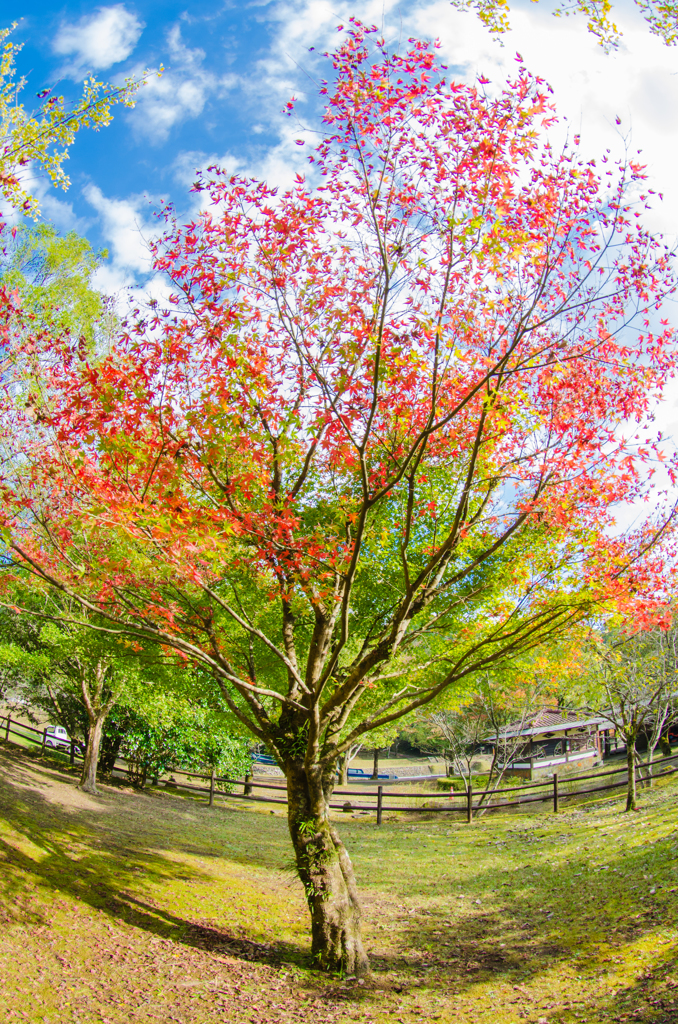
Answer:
10, 1, 311, 276
7, 0, 678, 301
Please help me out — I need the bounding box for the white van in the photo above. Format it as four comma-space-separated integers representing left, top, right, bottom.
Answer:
44, 725, 71, 749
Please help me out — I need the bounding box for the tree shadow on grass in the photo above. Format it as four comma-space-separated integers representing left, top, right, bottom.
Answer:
0, 743, 292, 867
0, 745, 309, 969
358, 798, 678, 1020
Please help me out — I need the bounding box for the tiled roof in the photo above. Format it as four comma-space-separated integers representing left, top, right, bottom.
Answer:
484, 706, 611, 741
525, 708, 584, 731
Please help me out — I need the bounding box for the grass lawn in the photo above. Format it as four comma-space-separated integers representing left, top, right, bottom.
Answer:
0, 744, 676, 1024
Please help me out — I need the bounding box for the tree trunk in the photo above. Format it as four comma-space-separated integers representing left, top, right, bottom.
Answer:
78, 658, 117, 796
286, 760, 368, 976
78, 714, 105, 795
337, 752, 348, 787
626, 740, 637, 811
371, 748, 379, 781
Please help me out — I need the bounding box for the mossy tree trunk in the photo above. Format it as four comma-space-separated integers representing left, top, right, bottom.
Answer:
78, 658, 117, 796
79, 712, 106, 795
625, 735, 638, 811
285, 759, 368, 976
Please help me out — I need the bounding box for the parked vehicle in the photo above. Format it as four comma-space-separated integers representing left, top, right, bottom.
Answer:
251, 752, 277, 766
44, 725, 72, 750
345, 767, 397, 780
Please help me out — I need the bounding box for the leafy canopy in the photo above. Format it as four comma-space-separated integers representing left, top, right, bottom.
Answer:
0, 222, 116, 346
1, 25, 677, 774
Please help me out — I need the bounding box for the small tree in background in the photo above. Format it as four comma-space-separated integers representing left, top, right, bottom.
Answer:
585, 624, 678, 810
408, 665, 553, 808
336, 741, 365, 786
366, 723, 401, 780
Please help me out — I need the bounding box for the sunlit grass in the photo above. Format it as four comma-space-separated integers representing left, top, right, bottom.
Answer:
0, 743, 676, 1023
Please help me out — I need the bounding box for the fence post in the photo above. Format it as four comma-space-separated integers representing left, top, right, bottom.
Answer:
244, 773, 252, 797
553, 772, 559, 813
209, 767, 216, 807
70, 739, 75, 766
466, 784, 473, 824
377, 785, 383, 826
4, 715, 10, 743
41, 728, 47, 756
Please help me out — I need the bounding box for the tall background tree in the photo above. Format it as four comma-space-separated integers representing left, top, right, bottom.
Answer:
0, 26, 677, 974
0, 222, 117, 345
0, 594, 252, 795
581, 622, 678, 810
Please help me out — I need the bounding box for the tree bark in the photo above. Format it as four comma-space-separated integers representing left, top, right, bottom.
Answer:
79, 713, 105, 795
77, 658, 117, 796
625, 739, 637, 811
285, 760, 369, 976
337, 752, 348, 787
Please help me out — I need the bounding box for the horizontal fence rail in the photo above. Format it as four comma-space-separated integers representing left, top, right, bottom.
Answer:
2, 713, 677, 824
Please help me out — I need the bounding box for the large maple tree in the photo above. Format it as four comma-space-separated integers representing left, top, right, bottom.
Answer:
2, 25, 678, 974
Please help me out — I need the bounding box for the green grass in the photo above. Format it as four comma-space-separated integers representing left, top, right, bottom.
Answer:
0, 742, 676, 1024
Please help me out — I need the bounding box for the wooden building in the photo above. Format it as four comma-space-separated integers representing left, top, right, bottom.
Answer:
484, 707, 614, 779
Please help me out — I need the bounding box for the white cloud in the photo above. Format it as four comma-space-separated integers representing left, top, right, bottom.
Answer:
53, 5, 144, 79
82, 186, 182, 320
127, 25, 236, 145
83, 183, 157, 290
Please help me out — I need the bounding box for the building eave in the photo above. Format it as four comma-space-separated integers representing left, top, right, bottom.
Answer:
483, 715, 613, 743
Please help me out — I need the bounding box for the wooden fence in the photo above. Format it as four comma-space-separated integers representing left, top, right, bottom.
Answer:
2, 713, 677, 824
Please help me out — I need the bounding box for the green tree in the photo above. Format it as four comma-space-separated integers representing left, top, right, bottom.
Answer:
0, 222, 116, 347
583, 624, 678, 810
0, 222, 122, 793
0, 22, 151, 216
0, 598, 175, 794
